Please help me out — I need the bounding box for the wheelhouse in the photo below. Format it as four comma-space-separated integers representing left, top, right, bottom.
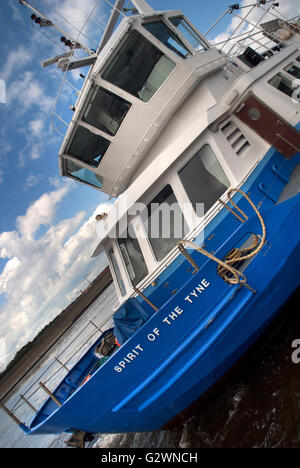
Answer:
58, 10, 225, 197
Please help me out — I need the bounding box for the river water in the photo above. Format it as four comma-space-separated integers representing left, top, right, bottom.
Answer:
0, 283, 299, 448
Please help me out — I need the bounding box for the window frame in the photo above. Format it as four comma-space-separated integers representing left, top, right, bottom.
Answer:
268, 57, 300, 100
62, 155, 104, 191
141, 19, 193, 59
66, 123, 112, 169
108, 244, 127, 297
138, 181, 190, 263
115, 219, 150, 289
167, 15, 210, 54
100, 27, 179, 105
81, 85, 132, 137
177, 143, 231, 217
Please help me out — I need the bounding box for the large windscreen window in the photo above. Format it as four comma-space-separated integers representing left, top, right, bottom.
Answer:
68, 125, 110, 168
169, 16, 208, 53
118, 226, 148, 286
143, 21, 191, 58
109, 247, 126, 296
178, 145, 230, 215
141, 185, 188, 262
65, 159, 103, 189
83, 86, 131, 136
102, 30, 176, 102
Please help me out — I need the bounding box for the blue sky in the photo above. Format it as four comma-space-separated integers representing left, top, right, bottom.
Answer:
0, 0, 298, 368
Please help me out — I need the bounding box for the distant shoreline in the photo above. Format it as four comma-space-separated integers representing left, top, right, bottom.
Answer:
0, 267, 112, 401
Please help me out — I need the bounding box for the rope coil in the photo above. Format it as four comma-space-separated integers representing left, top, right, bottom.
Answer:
178, 188, 266, 292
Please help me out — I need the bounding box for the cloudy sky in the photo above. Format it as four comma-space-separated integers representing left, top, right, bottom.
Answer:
0, 0, 299, 368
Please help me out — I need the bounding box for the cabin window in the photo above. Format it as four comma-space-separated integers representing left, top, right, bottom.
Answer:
65, 159, 103, 189
68, 125, 110, 168
102, 30, 176, 102
285, 64, 300, 80
268, 73, 295, 98
109, 247, 126, 296
169, 16, 208, 53
178, 145, 230, 214
118, 226, 148, 286
142, 21, 191, 58
83, 86, 131, 136
141, 185, 187, 262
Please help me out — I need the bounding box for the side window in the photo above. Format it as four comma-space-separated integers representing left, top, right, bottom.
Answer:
284, 63, 300, 79
169, 16, 208, 53
178, 145, 230, 214
68, 125, 110, 168
269, 73, 295, 98
141, 185, 188, 261
118, 225, 148, 286
83, 86, 131, 136
102, 30, 176, 102
142, 21, 191, 58
65, 159, 103, 189
109, 247, 126, 296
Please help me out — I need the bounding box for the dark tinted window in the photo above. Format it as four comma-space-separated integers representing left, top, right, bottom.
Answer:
143, 21, 190, 58
179, 145, 230, 214
68, 125, 110, 168
118, 226, 148, 286
102, 30, 175, 102
141, 185, 187, 261
83, 87, 131, 136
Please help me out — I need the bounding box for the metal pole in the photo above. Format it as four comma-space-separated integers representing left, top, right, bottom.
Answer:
19, 0, 94, 55
204, 9, 230, 37
89, 320, 102, 332
220, 4, 257, 52
0, 401, 30, 433
39, 382, 62, 407
54, 357, 69, 371
19, 395, 37, 413
133, 286, 158, 312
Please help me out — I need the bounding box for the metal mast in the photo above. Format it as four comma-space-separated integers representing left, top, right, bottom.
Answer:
18, 0, 95, 57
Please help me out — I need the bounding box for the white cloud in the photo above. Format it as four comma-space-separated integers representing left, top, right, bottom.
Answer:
24, 173, 44, 190
0, 46, 31, 82
0, 184, 109, 366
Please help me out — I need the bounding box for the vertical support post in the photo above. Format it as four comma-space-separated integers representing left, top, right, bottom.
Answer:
133, 286, 158, 312
39, 382, 62, 407
55, 357, 69, 371
0, 401, 30, 433
89, 320, 102, 332
19, 395, 37, 413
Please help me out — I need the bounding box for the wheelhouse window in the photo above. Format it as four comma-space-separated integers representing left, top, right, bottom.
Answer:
68, 125, 110, 168
142, 21, 191, 58
268, 73, 295, 98
102, 30, 176, 102
169, 16, 208, 53
118, 226, 148, 286
141, 185, 188, 262
109, 247, 126, 296
65, 159, 103, 189
178, 145, 230, 214
83, 86, 131, 136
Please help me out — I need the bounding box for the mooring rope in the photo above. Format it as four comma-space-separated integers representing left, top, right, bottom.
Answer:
178, 188, 267, 292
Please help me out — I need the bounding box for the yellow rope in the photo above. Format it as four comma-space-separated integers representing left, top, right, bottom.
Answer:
177, 188, 266, 291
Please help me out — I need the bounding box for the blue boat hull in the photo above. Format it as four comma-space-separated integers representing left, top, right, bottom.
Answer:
28, 145, 300, 435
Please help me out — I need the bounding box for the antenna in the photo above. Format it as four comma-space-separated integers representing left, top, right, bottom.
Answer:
18, 0, 95, 57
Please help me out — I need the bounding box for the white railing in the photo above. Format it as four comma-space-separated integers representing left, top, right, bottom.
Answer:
206, 1, 299, 59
